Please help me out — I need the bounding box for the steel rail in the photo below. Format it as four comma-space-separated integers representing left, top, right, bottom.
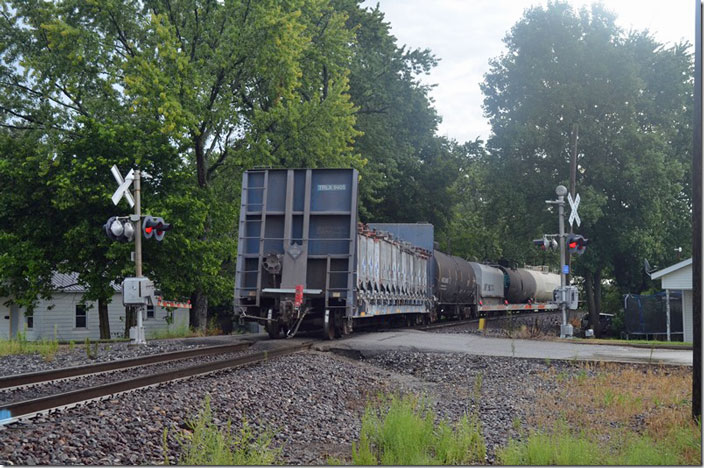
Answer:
0, 342, 252, 389
417, 310, 562, 332
1, 342, 312, 422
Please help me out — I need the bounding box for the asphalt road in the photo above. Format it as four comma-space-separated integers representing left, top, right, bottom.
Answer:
317, 330, 693, 366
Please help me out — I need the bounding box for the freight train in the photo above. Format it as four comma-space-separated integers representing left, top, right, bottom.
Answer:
235, 168, 560, 339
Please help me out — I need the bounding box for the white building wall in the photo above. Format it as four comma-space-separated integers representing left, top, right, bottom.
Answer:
144, 307, 190, 338
661, 265, 693, 290
683, 290, 693, 343
31, 293, 99, 341
0, 298, 10, 339
5, 292, 190, 341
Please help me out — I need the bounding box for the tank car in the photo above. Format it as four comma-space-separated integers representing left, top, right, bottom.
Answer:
433, 250, 476, 319
470, 263, 505, 306
520, 267, 561, 302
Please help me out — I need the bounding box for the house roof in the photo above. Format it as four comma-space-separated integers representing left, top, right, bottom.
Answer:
650, 258, 693, 280
51, 272, 121, 293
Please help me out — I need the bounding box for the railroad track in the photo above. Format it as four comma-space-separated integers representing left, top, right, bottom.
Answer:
0, 342, 252, 390
0, 341, 313, 424
417, 310, 563, 332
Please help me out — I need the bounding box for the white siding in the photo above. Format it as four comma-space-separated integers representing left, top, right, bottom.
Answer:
0, 298, 10, 339
31, 293, 99, 341
10, 292, 190, 341
661, 265, 692, 290
683, 290, 693, 343
143, 307, 190, 338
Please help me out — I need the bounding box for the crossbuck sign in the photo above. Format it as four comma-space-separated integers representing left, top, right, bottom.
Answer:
568, 192, 581, 227
110, 165, 135, 208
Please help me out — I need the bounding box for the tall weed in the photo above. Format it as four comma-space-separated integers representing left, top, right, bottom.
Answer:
351, 393, 485, 465
170, 395, 279, 465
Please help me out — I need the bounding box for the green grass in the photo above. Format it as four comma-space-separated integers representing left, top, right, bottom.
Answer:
148, 323, 197, 340
499, 427, 599, 465
169, 395, 279, 465
351, 394, 485, 465
498, 422, 702, 465
504, 363, 702, 465
571, 337, 692, 348
0, 332, 59, 360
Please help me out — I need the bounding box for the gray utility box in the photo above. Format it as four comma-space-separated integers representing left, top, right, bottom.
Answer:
122, 277, 156, 306
554, 285, 579, 310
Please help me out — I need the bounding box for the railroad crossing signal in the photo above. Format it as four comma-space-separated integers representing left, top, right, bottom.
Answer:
567, 192, 581, 227
533, 237, 557, 250
104, 216, 135, 242
142, 215, 171, 241
567, 234, 588, 255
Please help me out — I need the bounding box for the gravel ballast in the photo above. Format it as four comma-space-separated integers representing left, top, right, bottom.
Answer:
0, 344, 587, 465
0, 339, 211, 377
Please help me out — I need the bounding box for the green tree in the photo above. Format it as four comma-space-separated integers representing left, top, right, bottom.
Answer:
481, 1, 692, 335
339, 3, 459, 232
0, 0, 362, 331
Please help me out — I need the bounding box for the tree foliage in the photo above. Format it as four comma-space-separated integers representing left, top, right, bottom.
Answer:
0, 0, 365, 331
341, 3, 461, 231
479, 1, 692, 333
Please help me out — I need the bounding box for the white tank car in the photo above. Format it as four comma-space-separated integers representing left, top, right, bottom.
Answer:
521, 267, 560, 302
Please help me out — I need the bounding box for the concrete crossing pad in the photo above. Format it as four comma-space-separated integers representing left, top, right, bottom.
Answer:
318, 330, 693, 366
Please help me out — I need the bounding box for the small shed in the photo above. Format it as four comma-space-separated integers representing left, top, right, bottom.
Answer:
0, 273, 189, 341
651, 258, 693, 342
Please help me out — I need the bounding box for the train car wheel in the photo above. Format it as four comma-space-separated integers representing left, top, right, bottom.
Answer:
266, 322, 281, 339
322, 311, 336, 340
342, 318, 353, 336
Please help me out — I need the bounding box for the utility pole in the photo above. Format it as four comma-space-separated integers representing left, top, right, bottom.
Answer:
692, 0, 702, 421
567, 124, 578, 283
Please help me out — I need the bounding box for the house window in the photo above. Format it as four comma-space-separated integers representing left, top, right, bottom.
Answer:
26, 313, 33, 329
75, 304, 87, 328
146, 304, 154, 319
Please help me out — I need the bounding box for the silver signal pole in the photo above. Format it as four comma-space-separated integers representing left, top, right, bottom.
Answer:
133, 169, 146, 345
546, 185, 572, 338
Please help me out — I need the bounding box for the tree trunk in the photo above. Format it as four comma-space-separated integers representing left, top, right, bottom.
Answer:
193, 289, 208, 332
98, 297, 110, 340
594, 270, 602, 337
585, 271, 598, 336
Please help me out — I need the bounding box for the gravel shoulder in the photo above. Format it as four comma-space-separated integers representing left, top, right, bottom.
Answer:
0, 344, 590, 465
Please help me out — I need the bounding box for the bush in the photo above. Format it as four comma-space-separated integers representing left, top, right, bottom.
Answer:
351, 394, 485, 465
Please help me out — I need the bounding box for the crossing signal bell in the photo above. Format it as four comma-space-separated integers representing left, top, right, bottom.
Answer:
143, 215, 171, 241
533, 237, 557, 250
104, 216, 135, 242
567, 234, 588, 255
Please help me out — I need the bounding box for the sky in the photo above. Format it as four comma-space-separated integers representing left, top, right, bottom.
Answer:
361, 0, 696, 143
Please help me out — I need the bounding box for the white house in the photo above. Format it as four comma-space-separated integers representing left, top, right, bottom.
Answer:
651, 258, 694, 342
0, 273, 189, 341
